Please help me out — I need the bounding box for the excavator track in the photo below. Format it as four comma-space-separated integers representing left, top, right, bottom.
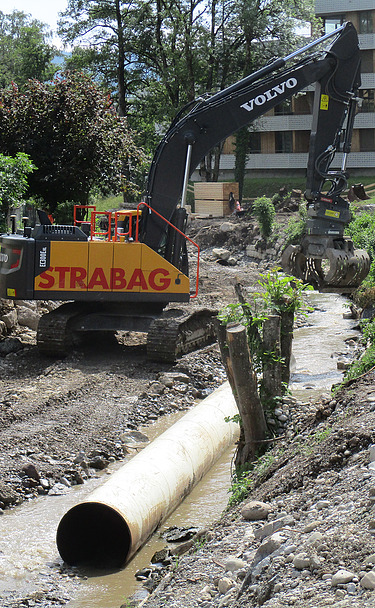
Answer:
36, 302, 99, 356
37, 303, 218, 361
281, 244, 370, 293
146, 308, 218, 362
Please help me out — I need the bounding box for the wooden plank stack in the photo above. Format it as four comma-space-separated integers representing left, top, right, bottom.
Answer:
194, 182, 239, 217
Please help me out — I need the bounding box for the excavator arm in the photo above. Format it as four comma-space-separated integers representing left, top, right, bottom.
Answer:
142, 21, 369, 291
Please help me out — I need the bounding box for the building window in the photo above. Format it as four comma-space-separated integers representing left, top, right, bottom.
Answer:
275, 131, 293, 153
275, 99, 293, 115
361, 50, 374, 73
360, 129, 375, 152
324, 16, 344, 34
359, 11, 373, 34
360, 90, 375, 112
248, 132, 261, 154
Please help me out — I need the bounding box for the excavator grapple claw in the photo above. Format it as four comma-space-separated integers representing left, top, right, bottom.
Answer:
281, 244, 370, 293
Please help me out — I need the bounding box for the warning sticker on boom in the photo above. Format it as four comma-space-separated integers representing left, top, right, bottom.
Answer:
320, 94, 329, 110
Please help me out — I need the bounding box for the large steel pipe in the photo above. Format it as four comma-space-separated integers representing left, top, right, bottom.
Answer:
56, 383, 239, 568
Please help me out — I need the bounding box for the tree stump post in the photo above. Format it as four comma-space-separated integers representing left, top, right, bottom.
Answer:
261, 314, 282, 405
215, 319, 238, 403
279, 309, 294, 386
226, 323, 268, 467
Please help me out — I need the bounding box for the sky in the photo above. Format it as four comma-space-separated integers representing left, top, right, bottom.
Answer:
4, 0, 69, 46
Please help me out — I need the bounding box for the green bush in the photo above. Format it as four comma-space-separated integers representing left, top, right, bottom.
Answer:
343, 318, 375, 383
285, 203, 307, 245
346, 211, 375, 261
252, 196, 275, 239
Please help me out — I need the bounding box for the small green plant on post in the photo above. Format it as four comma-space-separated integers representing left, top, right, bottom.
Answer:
255, 268, 313, 386
218, 268, 312, 471
252, 196, 276, 240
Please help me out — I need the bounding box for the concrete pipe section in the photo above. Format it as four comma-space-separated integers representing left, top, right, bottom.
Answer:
56, 382, 239, 569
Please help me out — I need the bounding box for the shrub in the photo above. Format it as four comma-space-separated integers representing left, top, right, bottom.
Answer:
252, 196, 275, 239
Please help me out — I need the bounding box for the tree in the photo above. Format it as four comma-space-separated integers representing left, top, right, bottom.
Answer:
0, 153, 35, 229
0, 73, 146, 212
58, 0, 316, 176
59, 0, 145, 118
0, 11, 56, 88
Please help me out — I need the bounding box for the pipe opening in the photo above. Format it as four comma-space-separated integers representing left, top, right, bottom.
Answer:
56, 502, 132, 569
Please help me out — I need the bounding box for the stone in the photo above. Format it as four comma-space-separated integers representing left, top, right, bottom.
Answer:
212, 248, 231, 261
0, 482, 19, 505
252, 534, 284, 566
331, 569, 355, 586
316, 500, 330, 510
369, 445, 375, 462
241, 500, 271, 521
219, 222, 234, 233
303, 520, 322, 533
15, 300, 37, 310
293, 553, 311, 570
224, 558, 247, 572
335, 589, 346, 599
361, 570, 375, 590
0, 320, 6, 338
88, 455, 109, 470
22, 463, 40, 481
218, 577, 235, 594
346, 582, 357, 594
1, 309, 17, 329
148, 382, 165, 396
305, 531, 324, 546
16, 306, 40, 331
48, 483, 69, 496
253, 515, 294, 540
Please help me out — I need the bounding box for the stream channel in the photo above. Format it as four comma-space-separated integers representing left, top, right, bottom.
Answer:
0, 292, 360, 607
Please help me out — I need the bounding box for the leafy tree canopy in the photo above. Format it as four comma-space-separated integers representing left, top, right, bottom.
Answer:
0, 152, 35, 229
0, 72, 147, 211
0, 10, 57, 87
58, 0, 316, 159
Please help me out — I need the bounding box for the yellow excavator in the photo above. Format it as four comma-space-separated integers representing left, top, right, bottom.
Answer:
0, 22, 369, 359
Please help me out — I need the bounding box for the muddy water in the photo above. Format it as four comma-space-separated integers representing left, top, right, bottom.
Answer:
0, 292, 359, 608
290, 292, 359, 400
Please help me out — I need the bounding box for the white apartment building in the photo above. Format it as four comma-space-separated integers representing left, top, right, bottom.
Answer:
216, 1, 375, 179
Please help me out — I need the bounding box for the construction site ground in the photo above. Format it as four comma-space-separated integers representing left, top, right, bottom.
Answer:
1, 212, 375, 608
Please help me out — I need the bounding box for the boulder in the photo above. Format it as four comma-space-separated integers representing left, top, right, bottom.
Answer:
241, 500, 271, 521
1, 308, 17, 330
0, 482, 20, 506
16, 306, 40, 331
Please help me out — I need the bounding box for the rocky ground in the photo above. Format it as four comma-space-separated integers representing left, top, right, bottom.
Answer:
1, 210, 375, 608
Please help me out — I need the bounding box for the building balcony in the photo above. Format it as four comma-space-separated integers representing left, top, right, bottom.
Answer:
255, 112, 374, 131
315, 0, 375, 14
359, 33, 375, 51
361, 73, 375, 89
219, 151, 375, 171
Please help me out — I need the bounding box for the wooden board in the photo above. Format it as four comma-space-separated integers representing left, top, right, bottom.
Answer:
195, 199, 231, 216
194, 182, 239, 201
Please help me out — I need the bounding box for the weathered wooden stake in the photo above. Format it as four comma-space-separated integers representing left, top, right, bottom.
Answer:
261, 314, 282, 404
215, 319, 238, 403
279, 309, 294, 386
226, 323, 268, 467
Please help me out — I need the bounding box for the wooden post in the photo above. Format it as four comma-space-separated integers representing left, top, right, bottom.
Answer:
226, 323, 268, 467
261, 315, 282, 405
215, 319, 238, 403
279, 309, 294, 386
